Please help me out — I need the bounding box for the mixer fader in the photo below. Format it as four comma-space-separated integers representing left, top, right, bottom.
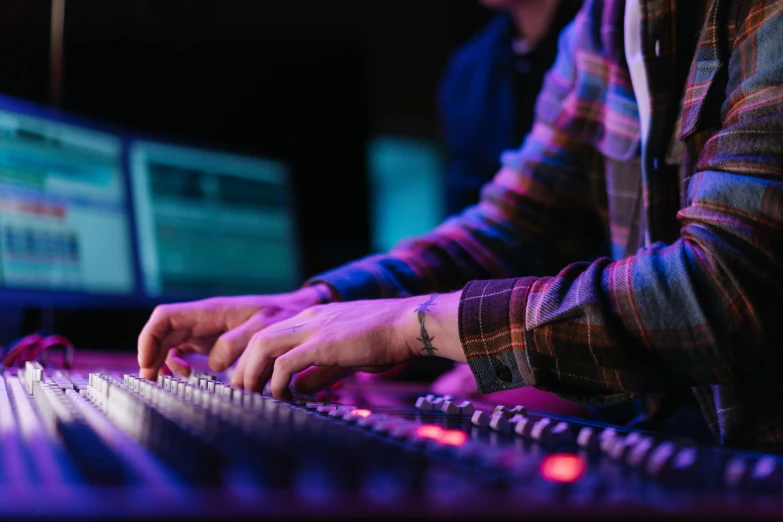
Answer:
1, 359, 782, 518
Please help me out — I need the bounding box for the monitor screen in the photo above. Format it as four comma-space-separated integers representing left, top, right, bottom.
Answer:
129, 140, 300, 299
0, 106, 134, 296
367, 135, 445, 252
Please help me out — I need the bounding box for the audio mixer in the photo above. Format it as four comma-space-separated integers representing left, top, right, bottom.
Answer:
2, 354, 783, 519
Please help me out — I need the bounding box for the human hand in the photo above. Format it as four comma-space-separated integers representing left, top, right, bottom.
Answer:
231, 291, 464, 399
137, 284, 335, 381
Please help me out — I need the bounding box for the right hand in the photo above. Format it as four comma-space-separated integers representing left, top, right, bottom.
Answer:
137, 284, 333, 381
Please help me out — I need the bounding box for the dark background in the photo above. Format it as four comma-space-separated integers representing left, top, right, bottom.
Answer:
0, 0, 494, 349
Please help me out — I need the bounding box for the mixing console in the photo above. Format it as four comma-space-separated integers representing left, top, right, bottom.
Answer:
2, 356, 783, 519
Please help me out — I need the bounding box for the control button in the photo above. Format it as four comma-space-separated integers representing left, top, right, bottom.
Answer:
549, 422, 574, 445
471, 410, 490, 427
598, 428, 619, 453
431, 397, 445, 408
509, 405, 526, 416
415, 396, 435, 411
509, 413, 525, 426
441, 401, 459, 415
752, 455, 779, 481
514, 416, 533, 437
316, 405, 337, 414
576, 426, 598, 449
724, 457, 748, 488
606, 436, 628, 460
530, 418, 553, 441
488, 412, 509, 432
493, 405, 512, 419
671, 447, 697, 473
750, 456, 782, 491
607, 432, 642, 461
645, 441, 677, 477
328, 406, 354, 418
425, 394, 436, 402
457, 401, 475, 416
625, 436, 654, 468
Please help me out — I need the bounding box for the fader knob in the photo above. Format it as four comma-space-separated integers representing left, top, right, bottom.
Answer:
457, 401, 475, 416
471, 410, 490, 427
493, 405, 512, 419
415, 397, 435, 411
488, 412, 509, 432
441, 401, 460, 415
625, 436, 655, 468
645, 441, 677, 477
724, 457, 748, 488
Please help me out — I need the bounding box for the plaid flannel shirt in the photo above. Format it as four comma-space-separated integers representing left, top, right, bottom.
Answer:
309, 0, 783, 450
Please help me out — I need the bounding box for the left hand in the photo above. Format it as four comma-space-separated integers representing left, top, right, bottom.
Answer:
230, 291, 463, 399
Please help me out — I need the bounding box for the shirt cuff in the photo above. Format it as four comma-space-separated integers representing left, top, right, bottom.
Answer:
459, 277, 538, 394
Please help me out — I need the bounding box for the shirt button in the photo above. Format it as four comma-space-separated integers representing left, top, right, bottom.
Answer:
494, 360, 513, 382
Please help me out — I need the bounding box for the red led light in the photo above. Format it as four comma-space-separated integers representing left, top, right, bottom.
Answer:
415, 424, 444, 439
439, 429, 468, 447
539, 453, 586, 483
351, 409, 372, 418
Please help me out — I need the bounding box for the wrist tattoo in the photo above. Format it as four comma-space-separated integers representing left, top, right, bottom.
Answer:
415, 294, 439, 356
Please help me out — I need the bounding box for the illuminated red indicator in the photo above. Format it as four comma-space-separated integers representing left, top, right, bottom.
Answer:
351, 409, 372, 418
439, 429, 468, 447
415, 424, 444, 439
539, 453, 586, 483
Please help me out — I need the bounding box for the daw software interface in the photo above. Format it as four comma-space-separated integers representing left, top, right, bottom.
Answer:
0, 108, 134, 295
129, 140, 300, 298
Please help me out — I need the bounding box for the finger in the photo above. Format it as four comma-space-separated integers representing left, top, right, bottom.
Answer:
165, 347, 191, 378
230, 344, 252, 388
138, 301, 217, 379
270, 342, 329, 399
240, 319, 312, 392
209, 313, 269, 372
293, 366, 357, 394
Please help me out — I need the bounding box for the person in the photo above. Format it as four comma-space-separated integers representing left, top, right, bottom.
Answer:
439, 0, 580, 217
138, 0, 783, 450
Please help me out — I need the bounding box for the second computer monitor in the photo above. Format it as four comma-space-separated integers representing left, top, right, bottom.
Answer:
129, 139, 301, 300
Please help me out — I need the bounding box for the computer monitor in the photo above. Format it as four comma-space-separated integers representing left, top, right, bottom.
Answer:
367, 135, 445, 252
128, 139, 301, 299
0, 95, 136, 307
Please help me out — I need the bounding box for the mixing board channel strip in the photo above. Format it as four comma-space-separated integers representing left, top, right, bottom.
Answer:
0, 360, 783, 517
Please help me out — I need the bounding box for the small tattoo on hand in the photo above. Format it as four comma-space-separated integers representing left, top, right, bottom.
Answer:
272, 323, 308, 334
415, 294, 438, 356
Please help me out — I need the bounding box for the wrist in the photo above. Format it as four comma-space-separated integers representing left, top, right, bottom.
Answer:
298, 283, 339, 306
402, 291, 465, 363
